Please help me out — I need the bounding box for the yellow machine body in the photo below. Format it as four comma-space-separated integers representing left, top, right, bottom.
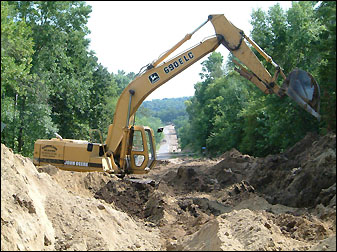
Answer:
34, 126, 156, 175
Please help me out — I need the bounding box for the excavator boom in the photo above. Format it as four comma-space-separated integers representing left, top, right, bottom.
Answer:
105, 36, 221, 153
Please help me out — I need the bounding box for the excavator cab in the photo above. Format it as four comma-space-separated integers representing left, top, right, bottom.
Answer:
121, 125, 156, 175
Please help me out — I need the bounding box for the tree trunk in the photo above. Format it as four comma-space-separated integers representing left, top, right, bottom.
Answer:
17, 96, 26, 153
12, 94, 18, 151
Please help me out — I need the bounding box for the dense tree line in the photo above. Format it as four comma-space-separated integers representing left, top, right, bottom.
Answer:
141, 97, 190, 124
178, 1, 336, 157
1, 1, 335, 159
140, 97, 190, 145
1, 1, 161, 156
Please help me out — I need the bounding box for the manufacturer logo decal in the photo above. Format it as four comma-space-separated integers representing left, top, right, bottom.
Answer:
42, 145, 57, 151
64, 160, 88, 167
41, 145, 58, 157
149, 73, 160, 84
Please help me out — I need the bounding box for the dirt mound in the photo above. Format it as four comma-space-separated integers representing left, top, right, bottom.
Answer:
145, 132, 336, 250
1, 132, 336, 251
1, 144, 162, 251
248, 132, 336, 208
176, 208, 331, 251
93, 177, 165, 223
161, 131, 336, 209
197, 132, 336, 208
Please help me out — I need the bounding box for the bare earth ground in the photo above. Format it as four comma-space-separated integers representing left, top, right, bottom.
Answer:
1, 130, 336, 251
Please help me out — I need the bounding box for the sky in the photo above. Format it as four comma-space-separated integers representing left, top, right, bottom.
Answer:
85, 1, 292, 101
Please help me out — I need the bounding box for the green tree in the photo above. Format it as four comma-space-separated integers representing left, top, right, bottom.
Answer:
179, 2, 332, 157
181, 52, 226, 153
113, 70, 136, 94
141, 97, 189, 124
2, 1, 121, 156
1, 1, 58, 155
199, 51, 224, 81
315, 1, 336, 132
9, 1, 93, 139
135, 106, 164, 150
6, 1, 99, 146
246, 2, 323, 154
88, 62, 119, 141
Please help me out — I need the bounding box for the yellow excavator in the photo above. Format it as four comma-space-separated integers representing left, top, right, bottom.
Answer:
33, 14, 320, 177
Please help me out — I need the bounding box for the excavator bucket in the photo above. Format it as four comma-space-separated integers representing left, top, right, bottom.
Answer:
281, 69, 321, 120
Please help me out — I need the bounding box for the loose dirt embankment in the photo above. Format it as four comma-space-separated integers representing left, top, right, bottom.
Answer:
1, 132, 336, 251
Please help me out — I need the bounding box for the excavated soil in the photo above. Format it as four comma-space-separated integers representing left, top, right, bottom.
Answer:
1, 132, 336, 251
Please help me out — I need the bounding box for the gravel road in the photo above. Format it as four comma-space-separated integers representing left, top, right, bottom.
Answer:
157, 124, 181, 160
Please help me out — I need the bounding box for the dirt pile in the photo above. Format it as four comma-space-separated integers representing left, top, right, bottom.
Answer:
1, 144, 162, 251
1, 132, 336, 251
144, 132, 336, 250
204, 132, 336, 208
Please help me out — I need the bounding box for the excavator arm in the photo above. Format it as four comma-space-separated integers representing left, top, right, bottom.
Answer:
33, 14, 320, 176
210, 15, 320, 118
106, 14, 320, 155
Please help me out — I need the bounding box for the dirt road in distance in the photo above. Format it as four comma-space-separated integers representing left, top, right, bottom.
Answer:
157, 124, 182, 160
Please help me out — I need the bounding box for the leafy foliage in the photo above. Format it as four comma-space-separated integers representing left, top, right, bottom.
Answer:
1, 1, 58, 155
315, 1, 336, 132
141, 97, 190, 124
139, 97, 191, 149
179, 2, 335, 157
1, 1, 123, 156
134, 106, 164, 150
1, 1, 335, 161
